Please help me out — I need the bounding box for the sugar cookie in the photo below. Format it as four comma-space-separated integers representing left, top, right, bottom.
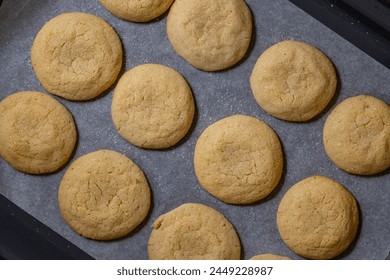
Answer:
323, 95, 390, 175
99, 0, 174, 22
58, 150, 150, 240
249, 254, 291, 260
148, 203, 241, 259
277, 176, 359, 259
250, 40, 337, 121
0, 91, 76, 174
31, 12, 122, 100
111, 64, 194, 149
167, 0, 252, 71
194, 115, 283, 204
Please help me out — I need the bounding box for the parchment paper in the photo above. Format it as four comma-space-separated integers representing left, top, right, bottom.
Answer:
0, 0, 389, 260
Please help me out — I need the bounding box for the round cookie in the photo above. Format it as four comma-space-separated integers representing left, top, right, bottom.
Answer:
250, 40, 337, 121
166, 0, 252, 71
194, 115, 283, 204
99, 0, 174, 22
323, 95, 390, 175
148, 203, 241, 260
0, 91, 76, 174
31, 12, 122, 101
276, 176, 359, 259
58, 150, 150, 240
111, 64, 195, 149
249, 254, 291, 260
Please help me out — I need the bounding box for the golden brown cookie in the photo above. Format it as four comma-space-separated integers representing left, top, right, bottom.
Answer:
99, 0, 174, 22
323, 95, 390, 175
249, 254, 291, 260
31, 12, 122, 101
148, 203, 241, 259
277, 176, 359, 259
194, 115, 283, 204
58, 150, 151, 240
250, 40, 337, 121
166, 0, 252, 71
0, 91, 76, 174
111, 64, 195, 149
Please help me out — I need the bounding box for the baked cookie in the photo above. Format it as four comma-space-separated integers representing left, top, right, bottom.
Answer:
277, 176, 359, 259
99, 0, 174, 22
194, 115, 283, 204
166, 0, 252, 71
148, 203, 241, 259
31, 12, 122, 101
58, 150, 150, 240
323, 95, 390, 175
250, 40, 337, 121
0, 91, 76, 174
249, 254, 291, 260
111, 64, 195, 149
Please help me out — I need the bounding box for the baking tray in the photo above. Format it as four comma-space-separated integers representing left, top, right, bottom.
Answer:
0, 194, 93, 259
0, 0, 389, 260
289, 0, 390, 69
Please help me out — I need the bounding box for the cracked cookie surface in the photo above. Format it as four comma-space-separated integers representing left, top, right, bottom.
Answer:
250, 40, 337, 121
148, 203, 241, 259
31, 12, 122, 101
58, 150, 151, 240
99, 0, 174, 22
0, 91, 76, 174
166, 0, 252, 71
194, 115, 283, 204
323, 95, 390, 175
111, 64, 195, 149
277, 176, 359, 259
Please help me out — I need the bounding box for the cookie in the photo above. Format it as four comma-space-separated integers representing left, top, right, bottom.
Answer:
0, 91, 76, 174
166, 0, 252, 71
111, 64, 195, 149
249, 254, 291, 260
148, 203, 241, 259
250, 40, 337, 121
31, 12, 122, 101
58, 150, 150, 240
194, 115, 283, 204
323, 95, 390, 175
277, 176, 359, 259
99, 0, 174, 22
